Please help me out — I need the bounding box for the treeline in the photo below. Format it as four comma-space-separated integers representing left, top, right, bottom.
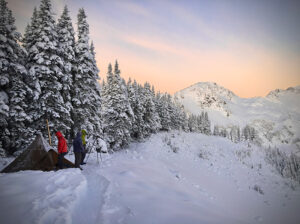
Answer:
100, 62, 215, 150
213, 125, 258, 144
265, 147, 300, 184
0, 0, 214, 155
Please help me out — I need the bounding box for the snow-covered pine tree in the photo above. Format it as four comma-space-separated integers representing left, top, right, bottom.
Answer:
72, 8, 102, 136
0, 0, 12, 154
23, 7, 39, 52
222, 129, 228, 138
127, 78, 145, 139
203, 112, 211, 135
8, 66, 33, 153
249, 126, 256, 142
200, 112, 206, 133
25, 0, 70, 143
237, 126, 241, 142
102, 62, 132, 150
172, 95, 188, 131
134, 80, 147, 138
173, 102, 185, 130
0, 90, 8, 156
176, 105, 188, 132
229, 128, 234, 142
126, 78, 135, 137
0, 0, 32, 154
188, 114, 197, 132
242, 125, 251, 141
142, 82, 161, 136
229, 126, 240, 143
196, 114, 202, 133
56, 5, 75, 140
114, 61, 134, 138
213, 125, 220, 136
181, 110, 189, 132
88, 41, 102, 136
156, 93, 171, 131
101, 64, 113, 145
122, 77, 132, 125
166, 94, 180, 130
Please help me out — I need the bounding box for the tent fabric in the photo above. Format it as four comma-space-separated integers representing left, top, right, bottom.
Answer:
1, 134, 75, 173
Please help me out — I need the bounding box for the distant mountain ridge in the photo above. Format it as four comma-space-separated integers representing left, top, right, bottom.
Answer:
174, 82, 300, 152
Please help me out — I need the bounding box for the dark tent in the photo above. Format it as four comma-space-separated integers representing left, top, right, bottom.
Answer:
1, 134, 75, 173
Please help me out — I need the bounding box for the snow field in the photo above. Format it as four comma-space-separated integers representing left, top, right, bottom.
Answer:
97, 132, 300, 224
1, 131, 300, 224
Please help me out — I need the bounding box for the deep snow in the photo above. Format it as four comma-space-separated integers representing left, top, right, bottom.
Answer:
1, 132, 300, 224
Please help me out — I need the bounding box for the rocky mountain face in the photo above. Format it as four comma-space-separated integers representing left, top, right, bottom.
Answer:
174, 82, 300, 152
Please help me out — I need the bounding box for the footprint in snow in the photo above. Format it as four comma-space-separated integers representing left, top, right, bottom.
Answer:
119, 170, 136, 178
264, 200, 270, 205
254, 216, 263, 222
54, 175, 66, 186
193, 184, 200, 189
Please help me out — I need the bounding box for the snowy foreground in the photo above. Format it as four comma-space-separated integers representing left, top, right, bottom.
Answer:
0, 132, 300, 224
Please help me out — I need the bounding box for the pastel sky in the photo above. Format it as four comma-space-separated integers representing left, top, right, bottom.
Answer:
7, 0, 300, 97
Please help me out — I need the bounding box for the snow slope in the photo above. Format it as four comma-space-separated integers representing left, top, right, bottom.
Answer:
1, 132, 299, 224
174, 82, 300, 151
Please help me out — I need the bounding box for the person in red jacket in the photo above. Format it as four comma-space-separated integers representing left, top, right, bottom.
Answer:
56, 131, 68, 169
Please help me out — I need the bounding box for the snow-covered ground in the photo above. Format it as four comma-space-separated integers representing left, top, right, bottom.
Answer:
1, 132, 300, 224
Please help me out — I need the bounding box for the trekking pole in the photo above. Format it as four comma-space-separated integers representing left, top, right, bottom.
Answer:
85, 138, 97, 163
99, 146, 102, 162
46, 119, 51, 146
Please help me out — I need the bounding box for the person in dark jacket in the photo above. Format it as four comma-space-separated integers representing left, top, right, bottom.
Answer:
55, 131, 68, 169
73, 132, 84, 168
81, 129, 87, 165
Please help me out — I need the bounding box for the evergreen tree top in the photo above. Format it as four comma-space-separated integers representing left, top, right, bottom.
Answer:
144, 82, 150, 89
77, 8, 89, 43
62, 5, 69, 17
127, 77, 132, 85
107, 63, 113, 84
22, 6, 39, 50
114, 60, 120, 75
0, 0, 17, 35
0, 0, 24, 59
58, 5, 73, 26
30, 7, 39, 28
108, 63, 112, 74
39, 0, 54, 21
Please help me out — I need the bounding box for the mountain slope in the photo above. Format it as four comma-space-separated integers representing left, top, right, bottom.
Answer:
174, 82, 300, 151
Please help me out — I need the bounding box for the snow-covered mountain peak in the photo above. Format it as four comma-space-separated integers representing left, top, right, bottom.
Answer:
266, 86, 300, 99
174, 82, 236, 117
178, 82, 236, 100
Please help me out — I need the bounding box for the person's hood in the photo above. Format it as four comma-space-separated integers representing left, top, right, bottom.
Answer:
81, 129, 87, 136
56, 131, 63, 138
